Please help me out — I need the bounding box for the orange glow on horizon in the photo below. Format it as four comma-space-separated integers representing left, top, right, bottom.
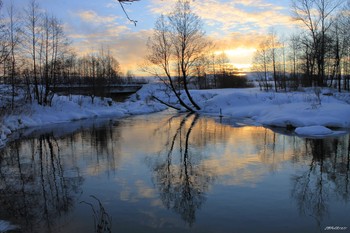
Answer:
214, 47, 256, 72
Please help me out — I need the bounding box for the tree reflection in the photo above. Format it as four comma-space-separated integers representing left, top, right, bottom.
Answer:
150, 114, 215, 226
291, 136, 350, 227
0, 134, 83, 232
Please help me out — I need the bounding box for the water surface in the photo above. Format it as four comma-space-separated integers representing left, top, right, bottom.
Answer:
0, 113, 349, 233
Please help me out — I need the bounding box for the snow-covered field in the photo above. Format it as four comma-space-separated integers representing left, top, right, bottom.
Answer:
1, 83, 350, 148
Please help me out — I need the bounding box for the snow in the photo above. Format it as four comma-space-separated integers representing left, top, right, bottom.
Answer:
295, 126, 333, 136
151, 85, 350, 137
2, 83, 350, 148
0, 84, 167, 148
0, 220, 18, 232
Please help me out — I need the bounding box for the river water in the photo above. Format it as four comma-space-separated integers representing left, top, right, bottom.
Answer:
0, 113, 349, 233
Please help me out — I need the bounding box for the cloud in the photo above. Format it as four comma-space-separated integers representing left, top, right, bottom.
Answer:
67, 0, 296, 75
105, 29, 153, 74
210, 32, 266, 50
144, 0, 296, 70
68, 28, 265, 75
77, 10, 120, 24
65, 9, 151, 74
207, 32, 267, 68
149, 0, 296, 34
193, 0, 294, 33
68, 27, 152, 75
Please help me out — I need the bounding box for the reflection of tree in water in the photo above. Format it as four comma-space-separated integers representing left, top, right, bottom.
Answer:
291, 136, 350, 227
0, 134, 83, 232
150, 114, 215, 226
80, 121, 121, 175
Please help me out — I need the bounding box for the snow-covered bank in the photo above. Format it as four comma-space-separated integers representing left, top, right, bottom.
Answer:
194, 88, 349, 124
144, 84, 350, 137
2, 83, 350, 148
0, 86, 167, 148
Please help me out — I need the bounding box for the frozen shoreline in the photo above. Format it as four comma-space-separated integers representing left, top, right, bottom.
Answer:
0, 85, 167, 148
2, 83, 350, 148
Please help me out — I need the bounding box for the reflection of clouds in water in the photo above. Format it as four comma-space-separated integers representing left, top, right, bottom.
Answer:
119, 115, 301, 188
135, 180, 157, 199
203, 154, 266, 186
119, 186, 132, 202
2, 113, 349, 232
150, 199, 163, 207
115, 177, 160, 204
190, 122, 298, 186
16, 114, 304, 189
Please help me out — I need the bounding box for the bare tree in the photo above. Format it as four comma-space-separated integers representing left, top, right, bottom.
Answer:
289, 33, 302, 89
292, 0, 344, 87
253, 39, 271, 91
146, 0, 209, 112
0, 0, 10, 67
216, 52, 230, 74
6, 1, 22, 109
192, 55, 209, 89
269, 29, 278, 92
23, 0, 42, 103
146, 15, 194, 112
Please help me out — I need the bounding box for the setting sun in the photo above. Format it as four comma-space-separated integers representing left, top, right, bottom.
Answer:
214, 48, 256, 71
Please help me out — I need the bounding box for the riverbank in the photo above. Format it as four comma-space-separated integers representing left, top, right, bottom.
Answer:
147, 84, 350, 137
2, 83, 350, 148
0, 85, 167, 148
195, 87, 350, 137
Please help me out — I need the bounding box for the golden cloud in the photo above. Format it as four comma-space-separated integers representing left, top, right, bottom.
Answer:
69, 29, 269, 74
68, 0, 298, 74
149, 0, 296, 33
67, 10, 150, 75
77, 10, 120, 24
69, 29, 151, 75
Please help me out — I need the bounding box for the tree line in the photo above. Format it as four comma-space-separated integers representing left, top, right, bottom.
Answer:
253, 0, 350, 92
0, 0, 125, 108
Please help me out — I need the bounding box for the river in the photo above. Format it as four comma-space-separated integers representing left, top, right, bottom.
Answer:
0, 112, 349, 233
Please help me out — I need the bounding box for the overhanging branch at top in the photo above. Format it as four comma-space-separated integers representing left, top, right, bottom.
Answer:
118, 0, 140, 26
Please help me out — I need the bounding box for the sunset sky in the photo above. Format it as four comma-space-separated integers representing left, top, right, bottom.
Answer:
6, 0, 298, 75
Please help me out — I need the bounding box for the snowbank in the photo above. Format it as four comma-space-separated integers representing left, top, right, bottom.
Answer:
149, 85, 350, 137
2, 83, 350, 148
0, 84, 167, 148
295, 126, 333, 136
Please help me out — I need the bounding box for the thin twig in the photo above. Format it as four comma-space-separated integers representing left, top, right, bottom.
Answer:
118, 0, 139, 26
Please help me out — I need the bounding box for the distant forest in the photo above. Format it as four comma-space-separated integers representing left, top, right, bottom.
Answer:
252, 0, 350, 92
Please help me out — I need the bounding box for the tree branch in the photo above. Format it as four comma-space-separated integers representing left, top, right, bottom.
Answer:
151, 95, 182, 111
118, 0, 139, 26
